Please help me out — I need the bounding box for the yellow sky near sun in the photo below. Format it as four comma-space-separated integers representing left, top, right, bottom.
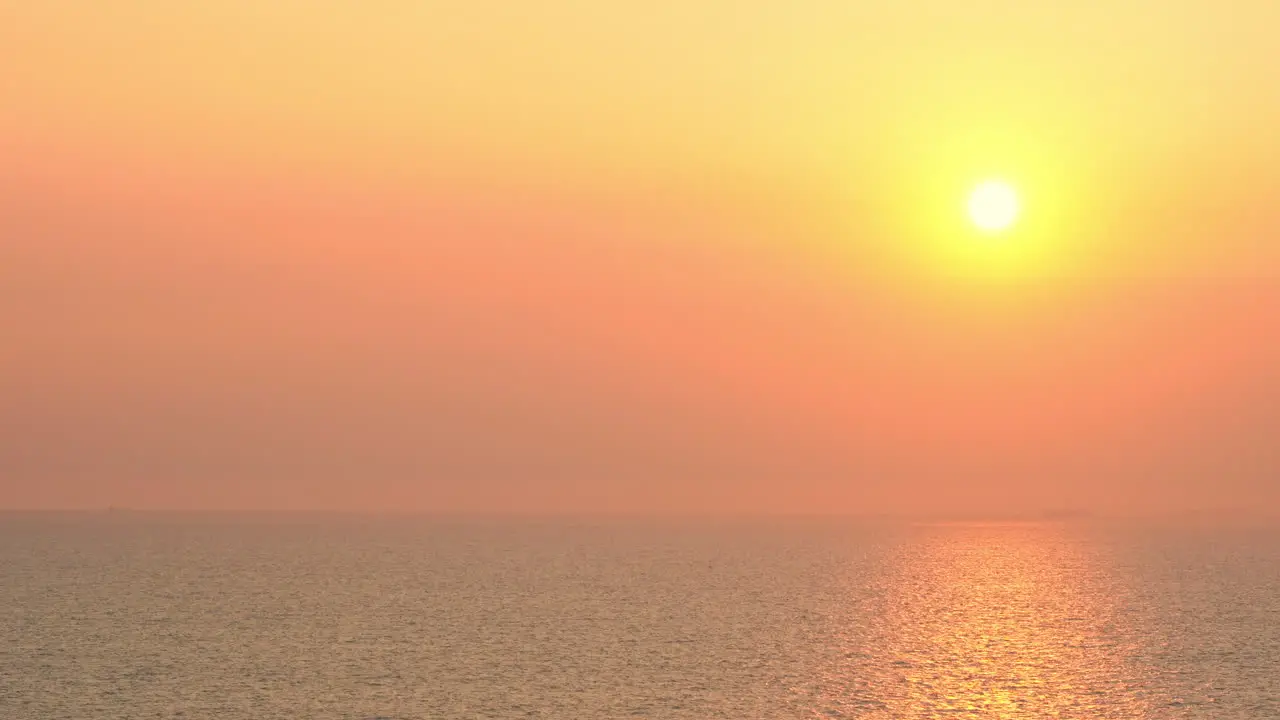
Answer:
7, 1, 1278, 155
4, 0, 1280, 280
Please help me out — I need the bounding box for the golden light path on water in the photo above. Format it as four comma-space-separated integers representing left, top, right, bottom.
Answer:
819, 522, 1155, 719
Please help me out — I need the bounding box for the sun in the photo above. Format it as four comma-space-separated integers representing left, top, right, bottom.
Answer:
967, 180, 1020, 233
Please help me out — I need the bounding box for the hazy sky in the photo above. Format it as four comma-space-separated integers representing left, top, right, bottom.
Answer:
3, 1, 1279, 513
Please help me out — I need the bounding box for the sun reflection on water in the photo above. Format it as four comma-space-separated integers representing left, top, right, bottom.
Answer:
820, 522, 1153, 719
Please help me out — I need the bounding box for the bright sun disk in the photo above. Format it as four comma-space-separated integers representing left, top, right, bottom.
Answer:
968, 180, 1019, 233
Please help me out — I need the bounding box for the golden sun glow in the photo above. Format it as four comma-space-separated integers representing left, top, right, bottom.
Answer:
967, 180, 1020, 233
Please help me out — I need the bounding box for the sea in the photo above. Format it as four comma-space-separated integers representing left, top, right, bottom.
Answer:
2, 513, 1278, 719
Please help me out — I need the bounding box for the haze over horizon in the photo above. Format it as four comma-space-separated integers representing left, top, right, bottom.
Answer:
4, 1, 1279, 515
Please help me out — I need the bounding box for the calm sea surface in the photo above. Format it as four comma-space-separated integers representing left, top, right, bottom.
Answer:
3, 514, 1279, 719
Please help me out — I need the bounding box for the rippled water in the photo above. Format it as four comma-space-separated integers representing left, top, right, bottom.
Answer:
3, 514, 1279, 718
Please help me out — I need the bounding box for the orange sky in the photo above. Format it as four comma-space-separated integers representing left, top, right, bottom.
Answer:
3, 1, 1279, 514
